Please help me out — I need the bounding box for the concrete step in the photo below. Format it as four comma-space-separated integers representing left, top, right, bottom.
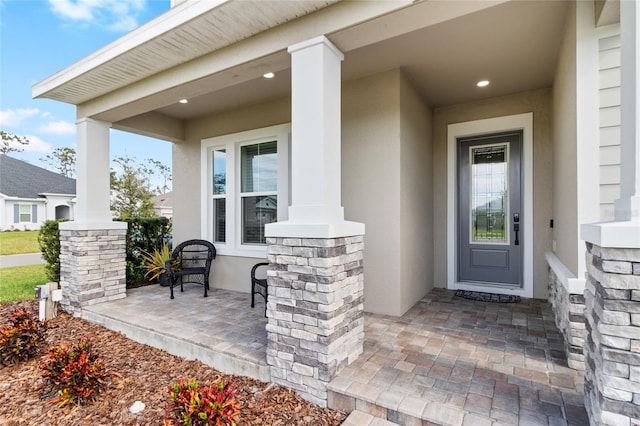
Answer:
341, 410, 400, 426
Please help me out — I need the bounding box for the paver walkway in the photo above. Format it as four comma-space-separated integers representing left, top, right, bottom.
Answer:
80, 285, 588, 425
328, 288, 588, 425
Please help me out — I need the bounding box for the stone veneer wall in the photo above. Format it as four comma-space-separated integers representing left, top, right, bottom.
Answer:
59, 229, 127, 316
265, 236, 365, 407
548, 268, 586, 370
584, 243, 640, 426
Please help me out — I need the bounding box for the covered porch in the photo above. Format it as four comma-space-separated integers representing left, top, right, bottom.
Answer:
82, 285, 587, 425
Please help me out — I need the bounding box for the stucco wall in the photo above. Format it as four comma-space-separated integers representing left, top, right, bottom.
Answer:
172, 69, 431, 315
552, 2, 578, 277
432, 88, 553, 299
342, 70, 402, 315
343, 69, 432, 315
399, 73, 433, 313
173, 98, 291, 291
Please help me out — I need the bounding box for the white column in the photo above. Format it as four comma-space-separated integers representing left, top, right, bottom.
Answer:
73, 118, 114, 227
615, 0, 640, 221
266, 36, 364, 238
582, 1, 640, 249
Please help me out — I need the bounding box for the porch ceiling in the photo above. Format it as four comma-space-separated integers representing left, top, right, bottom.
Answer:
34, 0, 570, 135
155, 0, 570, 121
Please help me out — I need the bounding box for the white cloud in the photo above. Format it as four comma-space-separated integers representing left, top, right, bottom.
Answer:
48, 0, 147, 32
10, 135, 53, 153
38, 120, 75, 135
0, 108, 40, 128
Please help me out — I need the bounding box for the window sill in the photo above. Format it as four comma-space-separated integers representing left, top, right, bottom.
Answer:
215, 244, 268, 259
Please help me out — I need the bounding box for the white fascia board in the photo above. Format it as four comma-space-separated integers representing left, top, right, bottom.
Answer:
4, 197, 45, 202
32, 0, 228, 99
39, 193, 76, 197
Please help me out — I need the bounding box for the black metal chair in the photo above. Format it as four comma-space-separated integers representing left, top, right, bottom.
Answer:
166, 239, 216, 299
251, 262, 269, 314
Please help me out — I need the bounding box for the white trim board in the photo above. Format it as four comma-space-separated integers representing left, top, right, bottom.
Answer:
447, 113, 534, 298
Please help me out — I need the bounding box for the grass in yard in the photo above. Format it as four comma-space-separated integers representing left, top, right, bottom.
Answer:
0, 231, 40, 255
0, 264, 46, 303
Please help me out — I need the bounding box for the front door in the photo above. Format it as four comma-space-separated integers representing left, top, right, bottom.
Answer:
458, 131, 523, 287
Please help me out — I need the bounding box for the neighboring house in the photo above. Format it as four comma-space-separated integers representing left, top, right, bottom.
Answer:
32, 0, 640, 422
0, 154, 75, 230
151, 191, 173, 218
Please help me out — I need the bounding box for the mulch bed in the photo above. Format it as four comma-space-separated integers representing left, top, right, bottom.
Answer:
0, 300, 347, 425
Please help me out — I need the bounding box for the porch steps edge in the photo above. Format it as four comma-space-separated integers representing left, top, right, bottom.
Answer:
328, 387, 424, 426
341, 410, 400, 426
81, 308, 271, 383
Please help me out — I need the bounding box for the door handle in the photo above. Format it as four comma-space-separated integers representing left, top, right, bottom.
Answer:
513, 213, 520, 246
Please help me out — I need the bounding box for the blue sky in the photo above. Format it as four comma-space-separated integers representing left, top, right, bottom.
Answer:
0, 0, 172, 186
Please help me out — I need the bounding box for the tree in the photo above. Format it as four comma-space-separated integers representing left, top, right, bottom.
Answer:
41, 147, 76, 178
146, 158, 172, 194
0, 131, 29, 154
110, 156, 157, 219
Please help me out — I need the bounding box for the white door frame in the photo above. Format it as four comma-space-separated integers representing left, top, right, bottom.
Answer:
447, 113, 533, 298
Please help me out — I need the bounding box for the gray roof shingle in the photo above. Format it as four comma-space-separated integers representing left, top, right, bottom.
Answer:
0, 154, 76, 198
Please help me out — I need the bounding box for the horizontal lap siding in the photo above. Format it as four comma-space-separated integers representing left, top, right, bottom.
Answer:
598, 33, 621, 221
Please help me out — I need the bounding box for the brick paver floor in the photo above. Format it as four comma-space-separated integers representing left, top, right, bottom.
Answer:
328, 288, 588, 425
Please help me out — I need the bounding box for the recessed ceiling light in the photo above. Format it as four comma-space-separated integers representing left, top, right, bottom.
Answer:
263, 72, 275, 79
476, 80, 490, 87
179, 99, 188, 104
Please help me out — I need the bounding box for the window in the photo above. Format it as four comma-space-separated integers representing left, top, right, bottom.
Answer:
14, 204, 37, 223
19, 205, 31, 222
241, 141, 277, 244
202, 124, 290, 257
212, 149, 227, 243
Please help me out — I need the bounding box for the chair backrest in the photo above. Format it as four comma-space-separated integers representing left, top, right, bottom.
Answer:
170, 239, 216, 271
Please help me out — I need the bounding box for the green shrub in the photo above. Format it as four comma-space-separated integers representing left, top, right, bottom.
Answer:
0, 308, 47, 366
163, 377, 240, 426
41, 338, 111, 407
119, 217, 172, 285
38, 220, 67, 282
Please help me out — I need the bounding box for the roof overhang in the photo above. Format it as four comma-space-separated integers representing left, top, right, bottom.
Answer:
32, 0, 572, 142
32, 0, 341, 104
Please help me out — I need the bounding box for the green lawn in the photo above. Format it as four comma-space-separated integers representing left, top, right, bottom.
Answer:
0, 264, 46, 303
0, 231, 40, 255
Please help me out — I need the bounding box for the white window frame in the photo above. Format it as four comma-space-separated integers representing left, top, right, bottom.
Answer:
18, 204, 32, 223
201, 123, 290, 258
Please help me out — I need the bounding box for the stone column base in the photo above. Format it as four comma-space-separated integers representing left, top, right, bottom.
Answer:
265, 235, 365, 406
583, 243, 640, 426
59, 227, 127, 316
548, 268, 586, 370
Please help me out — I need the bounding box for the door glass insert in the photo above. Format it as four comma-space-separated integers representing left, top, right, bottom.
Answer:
470, 144, 509, 244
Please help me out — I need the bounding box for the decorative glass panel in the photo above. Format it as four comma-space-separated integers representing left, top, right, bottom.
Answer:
213, 199, 226, 243
242, 195, 277, 244
470, 144, 508, 243
241, 142, 277, 193
212, 149, 226, 195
